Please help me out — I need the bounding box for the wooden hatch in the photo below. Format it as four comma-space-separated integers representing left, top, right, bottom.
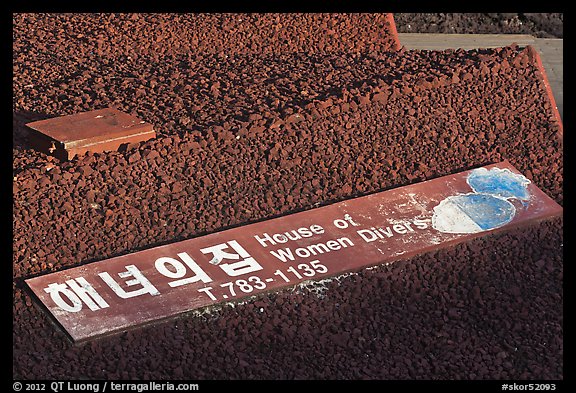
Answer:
25, 107, 156, 160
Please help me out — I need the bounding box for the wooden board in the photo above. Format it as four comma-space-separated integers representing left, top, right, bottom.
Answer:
25, 161, 562, 342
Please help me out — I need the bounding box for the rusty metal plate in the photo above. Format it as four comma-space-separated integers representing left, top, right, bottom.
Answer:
25, 161, 562, 342
25, 107, 155, 160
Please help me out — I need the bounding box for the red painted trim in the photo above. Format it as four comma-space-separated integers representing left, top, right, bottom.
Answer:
386, 13, 402, 52
527, 45, 563, 137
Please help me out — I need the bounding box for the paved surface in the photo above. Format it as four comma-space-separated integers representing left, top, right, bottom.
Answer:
398, 33, 563, 120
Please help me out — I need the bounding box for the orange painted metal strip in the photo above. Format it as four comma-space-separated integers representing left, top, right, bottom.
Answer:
386, 13, 402, 51
527, 45, 563, 137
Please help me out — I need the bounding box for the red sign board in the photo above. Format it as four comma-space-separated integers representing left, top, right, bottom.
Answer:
25, 161, 562, 342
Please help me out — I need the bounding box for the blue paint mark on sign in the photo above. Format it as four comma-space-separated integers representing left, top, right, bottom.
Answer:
432, 166, 532, 234
467, 167, 531, 200
449, 193, 516, 231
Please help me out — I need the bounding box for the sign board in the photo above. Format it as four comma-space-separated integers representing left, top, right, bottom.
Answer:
25, 161, 562, 342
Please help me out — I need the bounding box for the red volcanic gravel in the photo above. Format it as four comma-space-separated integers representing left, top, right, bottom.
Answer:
13, 219, 563, 380
12, 13, 399, 64
13, 14, 562, 380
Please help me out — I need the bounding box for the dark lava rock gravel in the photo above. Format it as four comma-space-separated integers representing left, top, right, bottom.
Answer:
395, 13, 563, 38
13, 13, 562, 380
13, 219, 562, 380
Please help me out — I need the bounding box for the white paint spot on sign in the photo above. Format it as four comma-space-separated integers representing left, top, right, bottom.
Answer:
432, 195, 484, 234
